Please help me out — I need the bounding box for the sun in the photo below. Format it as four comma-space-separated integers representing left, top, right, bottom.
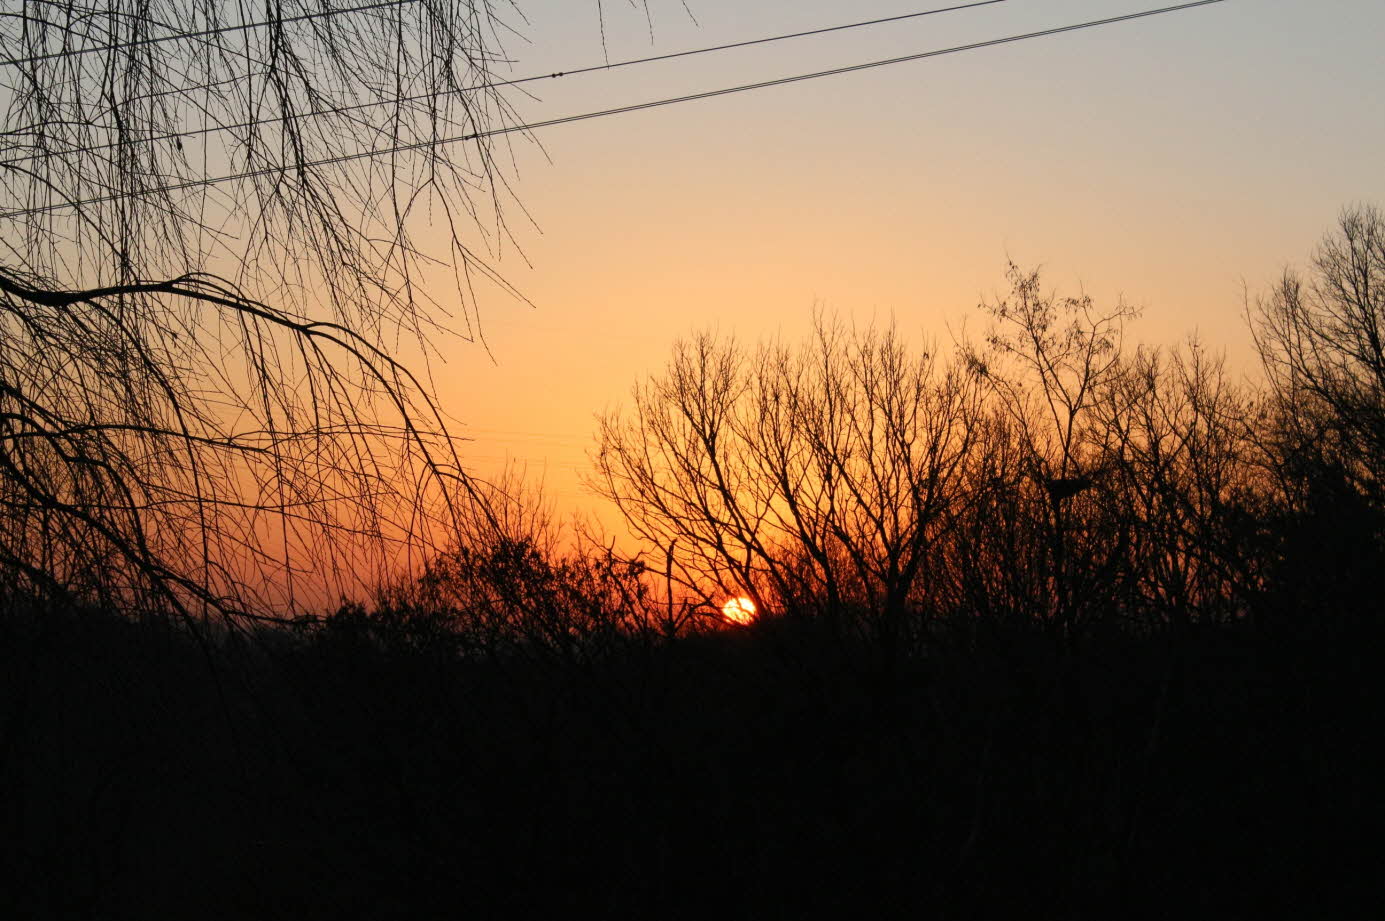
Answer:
720, 596, 757, 625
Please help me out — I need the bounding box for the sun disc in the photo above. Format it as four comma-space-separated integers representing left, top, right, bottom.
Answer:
721, 596, 757, 625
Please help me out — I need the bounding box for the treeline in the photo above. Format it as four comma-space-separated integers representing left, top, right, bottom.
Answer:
591, 207, 1385, 650
3, 208, 1384, 918
4, 563, 1377, 918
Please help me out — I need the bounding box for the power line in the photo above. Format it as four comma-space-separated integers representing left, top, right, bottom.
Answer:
1, 0, 1007, 168
0, 0, 419, 69
0, 0, 1229, 221
499, 0, 1011, 85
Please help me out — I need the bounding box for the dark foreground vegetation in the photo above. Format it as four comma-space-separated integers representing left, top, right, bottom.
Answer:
5, 208, 1385, 918
2, 584, 1380, 919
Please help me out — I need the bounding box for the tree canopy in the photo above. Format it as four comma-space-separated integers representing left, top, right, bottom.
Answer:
0, 0, 537, 616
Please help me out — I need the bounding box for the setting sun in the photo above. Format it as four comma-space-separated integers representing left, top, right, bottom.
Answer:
721, 596, 757, 625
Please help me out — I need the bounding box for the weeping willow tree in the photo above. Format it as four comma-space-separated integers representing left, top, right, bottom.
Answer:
0, 0, 547, 617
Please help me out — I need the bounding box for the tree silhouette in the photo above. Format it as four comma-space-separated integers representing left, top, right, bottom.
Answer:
1252, 204, 1385, 507
962, 264, 1138, 633
1250, 204, 1385, 631
0, 1, 545, 616
592, 313, 988, 647
369, 469, 656, 660
1091, 340, 1264, 626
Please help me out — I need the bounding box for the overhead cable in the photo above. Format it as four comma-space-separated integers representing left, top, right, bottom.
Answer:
0, 0, 1229, 221
1, 0, 1007, 167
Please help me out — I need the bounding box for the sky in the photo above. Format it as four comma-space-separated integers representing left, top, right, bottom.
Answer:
430, 0, 1385, 532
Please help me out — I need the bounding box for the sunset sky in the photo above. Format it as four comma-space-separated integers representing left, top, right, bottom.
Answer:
436, 0, 1385, 530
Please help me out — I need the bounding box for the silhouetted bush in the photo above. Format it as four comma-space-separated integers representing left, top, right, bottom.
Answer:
3, 573, 1381, 918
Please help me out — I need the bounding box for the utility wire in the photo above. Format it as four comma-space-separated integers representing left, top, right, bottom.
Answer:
493, 0, 1010, 86
1, 0, 1006, 168
2, 0, 1002, 70
0, 0, 1229, 221
0, 0, 419, 68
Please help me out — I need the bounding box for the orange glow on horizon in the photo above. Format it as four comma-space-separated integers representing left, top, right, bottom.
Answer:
721, 596, 757, 625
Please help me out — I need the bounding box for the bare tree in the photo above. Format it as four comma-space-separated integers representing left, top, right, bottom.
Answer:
592, 313, 987, 647
1251, 204, 1385, 506
962, 264, 1138, 632
1091, 340, 1265, 626
1248, 204, 1385, 629
0, 1, 579, 616
364, 468, 655, 661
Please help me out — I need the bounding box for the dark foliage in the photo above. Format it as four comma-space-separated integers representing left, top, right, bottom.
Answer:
2, 569, 1380, 919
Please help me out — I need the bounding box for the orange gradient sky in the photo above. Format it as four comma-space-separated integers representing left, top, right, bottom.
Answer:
425, 0, 1385, 533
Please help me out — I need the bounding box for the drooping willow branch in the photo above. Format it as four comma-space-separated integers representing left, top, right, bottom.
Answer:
0, 0, 541, 617
0, 265, 484, 618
